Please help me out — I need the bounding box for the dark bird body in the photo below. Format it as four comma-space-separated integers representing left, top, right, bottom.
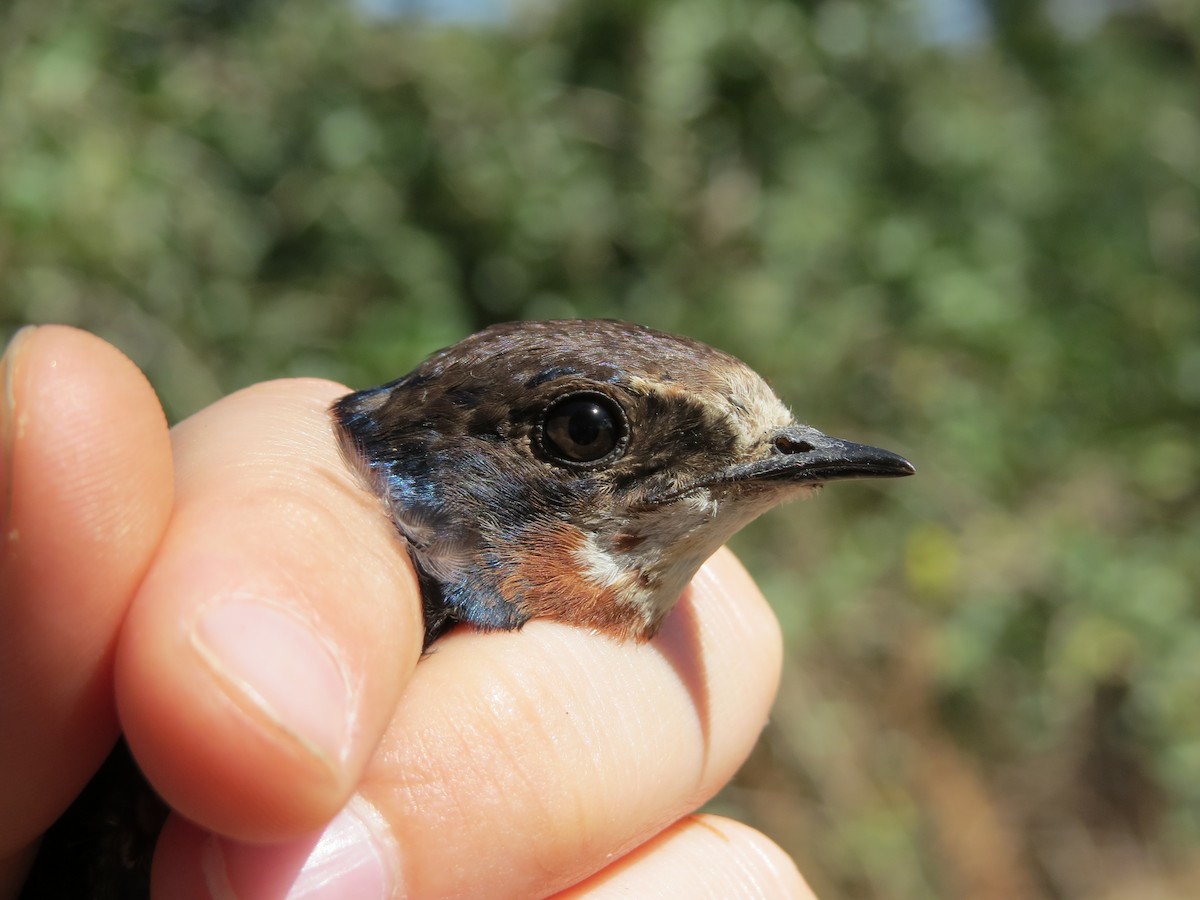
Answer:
23, 319, 912, 897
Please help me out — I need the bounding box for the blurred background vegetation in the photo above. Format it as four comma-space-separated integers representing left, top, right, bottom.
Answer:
3, 0, 1198, 896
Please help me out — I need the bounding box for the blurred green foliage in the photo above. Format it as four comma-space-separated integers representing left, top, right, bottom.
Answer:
3, 0, 1199, 896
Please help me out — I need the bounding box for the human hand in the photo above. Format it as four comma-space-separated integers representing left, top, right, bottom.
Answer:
1, 326, 812, 898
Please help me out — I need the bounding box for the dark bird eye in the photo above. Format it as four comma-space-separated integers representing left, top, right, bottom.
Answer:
539, 392, 628, 466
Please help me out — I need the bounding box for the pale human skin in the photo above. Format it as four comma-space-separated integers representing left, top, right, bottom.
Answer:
0, 326, 814, 899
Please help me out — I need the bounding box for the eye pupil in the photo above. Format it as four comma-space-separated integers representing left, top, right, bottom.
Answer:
541, 394, 627, 465
564, 402, 605, 444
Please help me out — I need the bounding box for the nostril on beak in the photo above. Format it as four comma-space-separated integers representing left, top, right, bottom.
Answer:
774, 435, 814, 454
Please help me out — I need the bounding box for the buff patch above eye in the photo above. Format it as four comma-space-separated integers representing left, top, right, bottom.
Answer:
331, 319, 914, 648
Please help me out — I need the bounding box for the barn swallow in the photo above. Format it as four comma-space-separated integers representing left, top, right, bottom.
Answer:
333, 319, 914, 647
23, 319, 912, 898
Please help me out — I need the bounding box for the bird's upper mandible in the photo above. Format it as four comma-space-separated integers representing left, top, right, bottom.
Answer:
332, 319, 913, 647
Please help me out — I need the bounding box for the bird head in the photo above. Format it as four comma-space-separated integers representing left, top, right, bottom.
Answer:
333, 320, 913, 646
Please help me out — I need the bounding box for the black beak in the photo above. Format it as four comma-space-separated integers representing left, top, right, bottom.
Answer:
646, 425, 914, 503
760, 425, 916, 483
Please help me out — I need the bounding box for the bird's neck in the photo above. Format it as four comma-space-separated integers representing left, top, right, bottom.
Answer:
409, 486, 812, 644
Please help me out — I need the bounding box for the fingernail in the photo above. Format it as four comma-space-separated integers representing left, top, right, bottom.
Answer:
192, 596, 355, 771
202, 798, 398, 900
1, 326, 36, 541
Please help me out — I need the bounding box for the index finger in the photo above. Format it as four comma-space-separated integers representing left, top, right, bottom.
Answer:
0, 326, 172, 874
116, 378, 423, 841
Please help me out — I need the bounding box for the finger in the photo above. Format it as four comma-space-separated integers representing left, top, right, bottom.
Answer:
150, 797, 399, 900
156, 547, 783, 898
0, 327, 172, 868
116, 379, 423, 842
151, 813, 809, 900
556, 815, 813, 899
